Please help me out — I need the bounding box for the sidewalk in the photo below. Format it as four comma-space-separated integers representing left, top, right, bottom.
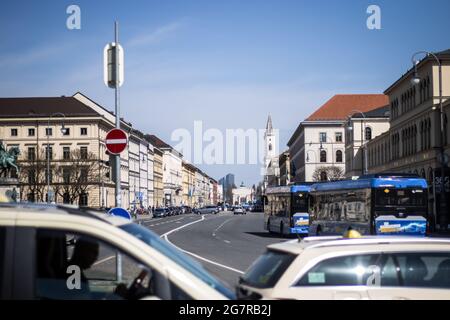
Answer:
133, 213, 153, 222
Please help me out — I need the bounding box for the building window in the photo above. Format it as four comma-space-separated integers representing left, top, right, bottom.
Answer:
63, 168, 71, 184
80, 147, 88, 159
63, 128, 70, 136
28, 169, 36, 184
320, 150, 327, 163
335, 132, 342, 143
63, 147, 70, 160
80, 128, 87, 136
63, 192, 70, 204
80, 168, 88, 183
45, 146, 53, 160
268, 144, 272, 151
27, 147, 36, 161
45, 128, 52, 136
336, 150, 343, 163
320, 171, 328, 181
79, 193, 88, 207
365, 127, 372, 141
319, 132, 327, 143
28, 128, 35, 136
11, 128, 18, 136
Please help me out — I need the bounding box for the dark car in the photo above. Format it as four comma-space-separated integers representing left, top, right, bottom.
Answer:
153, 208, 167, 218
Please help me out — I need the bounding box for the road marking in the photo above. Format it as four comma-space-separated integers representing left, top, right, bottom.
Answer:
212, 218, 234, 237
223, 240, 231, 244
161, 216, 245, 275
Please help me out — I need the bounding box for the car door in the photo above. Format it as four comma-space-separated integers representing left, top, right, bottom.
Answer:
13, 226, 194, 300
367, 251, 450, 300
277, 253, 383, 300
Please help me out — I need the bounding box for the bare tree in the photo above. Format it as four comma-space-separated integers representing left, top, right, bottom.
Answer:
54, 149, 102, 205
312, 166, 345, 182
18, 147, 51, 202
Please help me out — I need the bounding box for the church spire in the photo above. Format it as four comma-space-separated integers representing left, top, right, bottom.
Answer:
266, 114, 273, 132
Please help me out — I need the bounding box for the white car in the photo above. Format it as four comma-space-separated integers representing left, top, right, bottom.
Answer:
233, 206, 246, 215
0, 203, 234, 300
237, 235, 450, 300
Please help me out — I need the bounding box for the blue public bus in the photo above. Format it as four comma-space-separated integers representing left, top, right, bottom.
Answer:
264, 184, 312, 236
308, 174, 429, 236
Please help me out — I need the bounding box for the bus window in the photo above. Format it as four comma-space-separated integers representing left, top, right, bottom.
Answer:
375, 189, 426, 207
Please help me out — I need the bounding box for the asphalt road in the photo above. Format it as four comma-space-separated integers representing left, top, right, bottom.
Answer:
139, 211, 287, 289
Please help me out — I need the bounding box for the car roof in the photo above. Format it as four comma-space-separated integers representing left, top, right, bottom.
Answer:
267, 236, 450, 255
0, 202, 132, 227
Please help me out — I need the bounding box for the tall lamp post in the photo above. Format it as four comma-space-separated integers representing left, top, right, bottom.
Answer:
346, 110, 368, 176
46, 113, 67, 203
411, 51, 446, 232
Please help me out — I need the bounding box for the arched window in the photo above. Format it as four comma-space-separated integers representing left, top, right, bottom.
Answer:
320, 171, 328, 182
268, 144, 272, 151
336, 150, 343, 163
320, 150, 327, 163
365, 127, 372, 141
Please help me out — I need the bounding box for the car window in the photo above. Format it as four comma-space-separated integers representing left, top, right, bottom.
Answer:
296, 254, 380, 287
34, 229, 174, 300
120, 223, 235, 299
389, 252, 450, 289
240, 250, 296, 289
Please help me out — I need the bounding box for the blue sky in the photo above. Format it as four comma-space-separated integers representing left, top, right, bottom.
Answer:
1, 0, 450, 186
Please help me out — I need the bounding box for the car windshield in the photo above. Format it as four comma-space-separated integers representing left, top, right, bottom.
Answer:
240, 249, 296, 289
120, 223, 235, 299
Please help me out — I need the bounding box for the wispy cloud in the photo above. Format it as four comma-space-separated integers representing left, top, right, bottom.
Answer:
127, 21, 184, 47
0, 41, 75, 68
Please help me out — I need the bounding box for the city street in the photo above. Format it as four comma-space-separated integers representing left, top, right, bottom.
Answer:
138, 212, 286, 289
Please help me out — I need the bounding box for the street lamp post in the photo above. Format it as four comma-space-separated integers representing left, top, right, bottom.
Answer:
411, 51, 446, 232
46, 113, 67, 203
347, 110, 368, 176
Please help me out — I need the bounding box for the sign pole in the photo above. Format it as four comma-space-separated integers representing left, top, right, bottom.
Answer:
114, 21, 123, 284
114, 21, 121, 209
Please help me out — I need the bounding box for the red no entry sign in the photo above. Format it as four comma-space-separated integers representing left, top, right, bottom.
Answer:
105, 128, 128, 154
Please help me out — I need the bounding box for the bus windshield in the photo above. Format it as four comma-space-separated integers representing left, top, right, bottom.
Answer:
375, 188, 426, 207
292, 192, 308, 212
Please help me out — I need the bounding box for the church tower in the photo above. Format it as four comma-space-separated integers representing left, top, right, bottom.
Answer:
263, 115, 278, 189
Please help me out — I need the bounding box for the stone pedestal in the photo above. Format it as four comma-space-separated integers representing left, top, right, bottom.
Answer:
0, 178, 20, 202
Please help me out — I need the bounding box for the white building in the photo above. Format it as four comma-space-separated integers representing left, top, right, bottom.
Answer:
344, 105, 390, 178
232, 185, 253, 205
288, 94, 389, 182
263, 115, 279, 189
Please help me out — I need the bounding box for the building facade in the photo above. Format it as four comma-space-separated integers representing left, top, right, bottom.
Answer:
288, 94, 389, 182
365, 49, 450, 231
344, 105, 390, 178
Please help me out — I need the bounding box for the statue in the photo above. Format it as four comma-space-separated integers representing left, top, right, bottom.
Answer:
0, 141, 20, 178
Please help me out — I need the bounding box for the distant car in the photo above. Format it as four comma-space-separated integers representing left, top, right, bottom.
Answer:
234, 206, 246, 215
153, 208, 167, 218
197, 206, 218, 214
237, 235, 450, 300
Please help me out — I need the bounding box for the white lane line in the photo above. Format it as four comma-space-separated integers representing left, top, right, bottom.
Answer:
223, 240, 231, 244
161, 216, 244, 275
93, 255, 115, 266
212, 218, 233, 237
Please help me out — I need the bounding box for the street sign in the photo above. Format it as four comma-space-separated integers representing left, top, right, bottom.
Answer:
104, 42, 124, 88
105, 129, 128, 154
108, 207, 131, 220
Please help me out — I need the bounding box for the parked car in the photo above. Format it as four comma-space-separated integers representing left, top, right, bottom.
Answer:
0, 202, 234, 300
196, 206, 218, 214
237, 235, 450, 300
153, 208, 167, 218
233, 206, 246, 215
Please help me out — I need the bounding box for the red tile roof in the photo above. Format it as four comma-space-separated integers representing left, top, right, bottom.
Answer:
306, 94, 389, 121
